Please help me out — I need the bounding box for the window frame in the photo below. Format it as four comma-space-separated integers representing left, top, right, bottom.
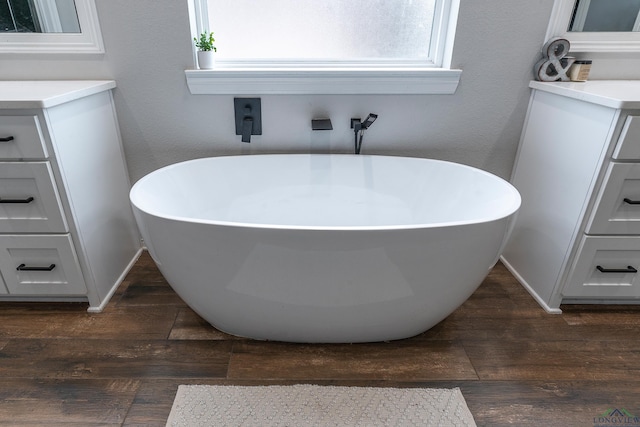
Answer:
0, 0, 104, 54
185, 0, 461, 95
547, 0, 640, 52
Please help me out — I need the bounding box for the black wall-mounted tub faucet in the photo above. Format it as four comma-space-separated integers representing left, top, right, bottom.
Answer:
234, 98, 262, 143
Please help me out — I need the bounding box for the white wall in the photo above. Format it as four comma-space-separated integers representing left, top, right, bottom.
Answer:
0, 0, 557, 183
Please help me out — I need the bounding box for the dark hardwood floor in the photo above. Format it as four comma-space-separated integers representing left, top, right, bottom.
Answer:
1, 251, 639, 426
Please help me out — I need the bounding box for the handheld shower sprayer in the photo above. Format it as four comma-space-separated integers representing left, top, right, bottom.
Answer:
352, 113, 378, 154
360, 113, 378, 130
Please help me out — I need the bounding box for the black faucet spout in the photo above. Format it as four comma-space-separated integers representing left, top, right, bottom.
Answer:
311, 118, 333, 130
241, 117, 253, 143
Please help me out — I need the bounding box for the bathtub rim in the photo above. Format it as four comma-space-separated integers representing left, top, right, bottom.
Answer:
130, 154, 521, 232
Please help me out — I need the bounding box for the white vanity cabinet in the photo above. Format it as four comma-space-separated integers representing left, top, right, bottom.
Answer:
0, 81, 141, 311
502, 81, 640, 312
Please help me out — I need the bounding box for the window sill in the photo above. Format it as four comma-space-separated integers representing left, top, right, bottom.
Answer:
184, 67, 462, 95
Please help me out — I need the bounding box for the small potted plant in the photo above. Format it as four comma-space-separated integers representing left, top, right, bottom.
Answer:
194, 31, 217, 69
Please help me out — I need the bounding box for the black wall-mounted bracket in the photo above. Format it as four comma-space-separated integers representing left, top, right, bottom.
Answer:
234, 98, 262, 143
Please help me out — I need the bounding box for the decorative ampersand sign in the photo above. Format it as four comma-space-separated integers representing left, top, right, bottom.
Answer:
534, 37, 575, 82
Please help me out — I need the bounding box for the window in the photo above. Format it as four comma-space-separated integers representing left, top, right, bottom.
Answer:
207, 0, 441, 63
547, 0, 640, 52
0, 0, 104, 54
1, 0, 80, 33
186, 0, 461, 95
569, 0, 640, 32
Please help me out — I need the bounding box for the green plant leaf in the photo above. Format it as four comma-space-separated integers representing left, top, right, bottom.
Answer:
194, 31, 217, 52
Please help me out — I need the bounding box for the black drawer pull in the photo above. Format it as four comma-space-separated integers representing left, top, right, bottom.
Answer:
0, 136, 15, 142
17, 263, 56, 272
624, 198, 640, 205
596, 265, 637, 273
0, 197, 34, 204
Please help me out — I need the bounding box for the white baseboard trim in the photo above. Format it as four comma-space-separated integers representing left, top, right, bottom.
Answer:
500, 256, 563, 314
86, 247, 144, 313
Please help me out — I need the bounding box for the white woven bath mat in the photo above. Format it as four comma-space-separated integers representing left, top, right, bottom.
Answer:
166, 384, 477, 426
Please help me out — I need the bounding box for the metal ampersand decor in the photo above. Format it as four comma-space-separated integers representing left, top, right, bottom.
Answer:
534, 37, 575, 82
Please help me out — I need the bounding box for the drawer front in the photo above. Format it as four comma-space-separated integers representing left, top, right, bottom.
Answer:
613, 115, 640, 160
0, 115, 48, 159
0, 234, 87, 296
563, 235, 640, 298
587, 162, 640, 235
0, 162, 68, 233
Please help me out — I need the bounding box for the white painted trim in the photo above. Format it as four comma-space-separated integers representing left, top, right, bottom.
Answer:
86, 247, 144, 313
441, 0, 460, 69
562, 298, 640, 305
500, 256, 564, 314
570, 0, 590, 32
427, 0, 456, 68
565, 33, 640, 53
0, 0, 104, 54
32, 0, 63, 33
185, 67, 461, 95
546, 0, 640, 52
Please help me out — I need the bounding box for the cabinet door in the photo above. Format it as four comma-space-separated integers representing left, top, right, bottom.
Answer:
0, 162, 68, 233
0, 234, 87, 296
563, 235, 640, 298
587, 162, 640, 235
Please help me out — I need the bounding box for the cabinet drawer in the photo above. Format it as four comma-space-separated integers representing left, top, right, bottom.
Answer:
0, 115, 48, 159
563, 235, 640, 298
587, 162, 640, 235
0, 162, 67, 233
613, 115, 640, 160
0, 234, 86, 296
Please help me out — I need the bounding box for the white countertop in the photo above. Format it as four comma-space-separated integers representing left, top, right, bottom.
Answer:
529, 80, 640, 109
0, 80, 116, 109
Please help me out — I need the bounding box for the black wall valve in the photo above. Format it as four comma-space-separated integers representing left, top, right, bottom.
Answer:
234, 98, 262, 143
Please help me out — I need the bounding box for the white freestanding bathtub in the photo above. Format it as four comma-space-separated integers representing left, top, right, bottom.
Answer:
130, 154, 520, 343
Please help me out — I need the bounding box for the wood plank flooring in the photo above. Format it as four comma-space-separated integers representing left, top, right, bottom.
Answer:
1, 251, 639, 426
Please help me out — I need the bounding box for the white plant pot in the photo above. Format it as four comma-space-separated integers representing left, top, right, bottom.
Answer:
197, 51, 216, 69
